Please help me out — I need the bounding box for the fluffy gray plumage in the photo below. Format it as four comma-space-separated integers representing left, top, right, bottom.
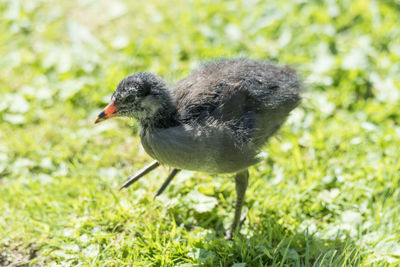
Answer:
111, 59, 302, 173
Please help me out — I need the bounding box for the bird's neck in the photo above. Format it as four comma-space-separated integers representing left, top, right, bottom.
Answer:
139, 110, 179, 129
135, 89, 179, 130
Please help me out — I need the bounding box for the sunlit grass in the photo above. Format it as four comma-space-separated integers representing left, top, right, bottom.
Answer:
1, 0, 400, 265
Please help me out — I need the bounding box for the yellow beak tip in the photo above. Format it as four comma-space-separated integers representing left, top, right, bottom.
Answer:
94, 117, 102, 124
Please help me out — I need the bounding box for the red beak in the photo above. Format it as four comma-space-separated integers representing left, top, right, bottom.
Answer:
95, 102, 118, 124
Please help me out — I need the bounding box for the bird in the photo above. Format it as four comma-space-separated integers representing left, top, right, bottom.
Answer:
95, 59, 302, 238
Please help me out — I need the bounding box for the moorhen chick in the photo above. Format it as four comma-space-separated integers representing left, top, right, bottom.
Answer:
95, 59, 302, 238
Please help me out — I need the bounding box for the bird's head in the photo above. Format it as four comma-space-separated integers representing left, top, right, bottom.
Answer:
95, 72, 173, 125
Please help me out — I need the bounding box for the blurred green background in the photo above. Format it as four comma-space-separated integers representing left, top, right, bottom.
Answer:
1, 0, 400, 265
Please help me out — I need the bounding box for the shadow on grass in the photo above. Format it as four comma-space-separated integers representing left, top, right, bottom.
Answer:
182, 210, 362, 266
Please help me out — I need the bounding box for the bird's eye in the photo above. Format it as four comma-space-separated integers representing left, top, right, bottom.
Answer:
124, 94, 135, 103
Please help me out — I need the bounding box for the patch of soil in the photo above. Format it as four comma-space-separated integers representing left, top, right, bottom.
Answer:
0, 243, 39, 267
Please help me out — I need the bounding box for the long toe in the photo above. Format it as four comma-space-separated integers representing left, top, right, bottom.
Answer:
120, 161, 160, 190
154, 169, 180, 198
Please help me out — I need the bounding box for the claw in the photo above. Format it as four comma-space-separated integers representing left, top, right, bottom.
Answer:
119, 161, 160, 190
154, 169, 180, 198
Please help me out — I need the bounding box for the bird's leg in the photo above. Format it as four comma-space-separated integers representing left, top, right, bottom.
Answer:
120, 161, 160, 190
227, 169, 249, 239
154, 169, 180, 198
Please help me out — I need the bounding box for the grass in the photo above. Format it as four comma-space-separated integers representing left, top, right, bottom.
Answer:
1, 0, 400, 265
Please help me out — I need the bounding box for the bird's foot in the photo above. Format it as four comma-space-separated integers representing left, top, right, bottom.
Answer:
120, 161, 160, 190
154, 169, 180, 198
225, 209, 248, 240
119, 161, 180, 197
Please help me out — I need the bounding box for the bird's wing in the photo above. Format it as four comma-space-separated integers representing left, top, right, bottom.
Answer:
173, 76, 248, 125
171, 60, 301, 133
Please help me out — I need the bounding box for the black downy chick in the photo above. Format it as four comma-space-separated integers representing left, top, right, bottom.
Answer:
95, 59, 302, 238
